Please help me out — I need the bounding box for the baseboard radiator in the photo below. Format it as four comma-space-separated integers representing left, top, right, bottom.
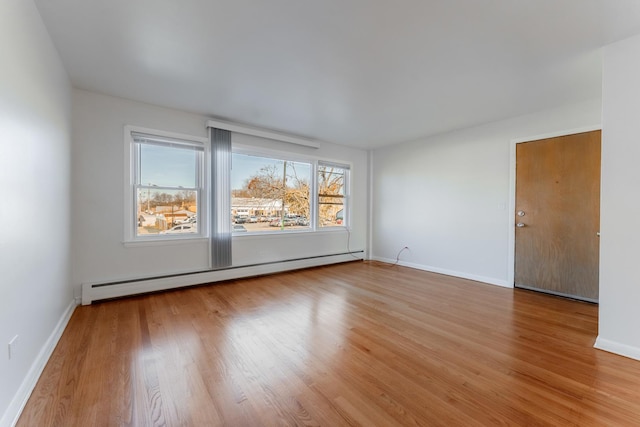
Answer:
82, 251, 364, 305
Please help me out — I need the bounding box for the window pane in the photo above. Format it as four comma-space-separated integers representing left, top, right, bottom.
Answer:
231, 153, 311, 233
136, 188, 197, 236
140, 143, 197, 188
318, 165, 346, 227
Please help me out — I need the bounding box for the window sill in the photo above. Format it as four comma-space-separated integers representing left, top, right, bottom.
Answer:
123, 237, 209, 248
231, 227, 349, 239
123, 228, 349, 246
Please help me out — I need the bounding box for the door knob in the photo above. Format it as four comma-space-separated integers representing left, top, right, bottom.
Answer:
516, 223, 526, 228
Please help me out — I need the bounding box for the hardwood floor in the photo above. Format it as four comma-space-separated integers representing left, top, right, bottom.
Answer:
18, 261, 640, 426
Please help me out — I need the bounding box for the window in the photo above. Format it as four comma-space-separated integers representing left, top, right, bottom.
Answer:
129, 131, 205, 239
231, 152, 311, 233
318, 162, 348, 228
126, 127, 351, 241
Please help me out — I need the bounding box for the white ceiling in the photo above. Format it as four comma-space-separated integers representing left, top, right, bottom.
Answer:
35, 0, 640, 149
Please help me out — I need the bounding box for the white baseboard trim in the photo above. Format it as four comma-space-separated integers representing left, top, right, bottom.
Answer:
594, 336, 640, 361
371, 257, 512, 289
83, 253, 363, 304
0, 299, 77, 427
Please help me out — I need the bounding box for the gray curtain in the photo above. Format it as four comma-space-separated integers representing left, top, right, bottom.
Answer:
210, 128, 232, 268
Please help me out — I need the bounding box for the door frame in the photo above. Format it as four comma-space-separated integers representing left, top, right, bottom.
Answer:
507, 125, 602, 287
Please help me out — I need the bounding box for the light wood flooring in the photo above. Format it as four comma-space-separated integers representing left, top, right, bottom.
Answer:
18, 261, 640, 426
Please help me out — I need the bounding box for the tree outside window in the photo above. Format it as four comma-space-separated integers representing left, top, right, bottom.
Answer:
231, 153, 311, 232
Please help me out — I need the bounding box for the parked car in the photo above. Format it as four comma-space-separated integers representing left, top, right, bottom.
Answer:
232, 224, 247, 233
175, 215, 196, 225
248, 216, 258, 223
269, 218, 297, 227
296, 216, 309, 226
160, 224, 196, 234
234, 216, 247, 224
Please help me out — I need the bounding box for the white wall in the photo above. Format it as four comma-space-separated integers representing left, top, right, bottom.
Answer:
0, 1, 73, 425
371, 98, 602, 286
596, 34, 640, 360
71, 89, 368, 292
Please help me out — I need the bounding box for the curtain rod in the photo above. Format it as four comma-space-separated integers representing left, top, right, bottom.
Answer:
206, 119, 321, 149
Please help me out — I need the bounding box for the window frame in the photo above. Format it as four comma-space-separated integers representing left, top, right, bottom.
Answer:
230, 144, 351, 235
124, 125, 209, 243
317, 161, 350, 229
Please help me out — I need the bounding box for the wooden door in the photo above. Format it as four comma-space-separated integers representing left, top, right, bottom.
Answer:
514, 130, 601, 302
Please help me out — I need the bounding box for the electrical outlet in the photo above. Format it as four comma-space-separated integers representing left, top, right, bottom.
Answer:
8, 335, 19, 360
